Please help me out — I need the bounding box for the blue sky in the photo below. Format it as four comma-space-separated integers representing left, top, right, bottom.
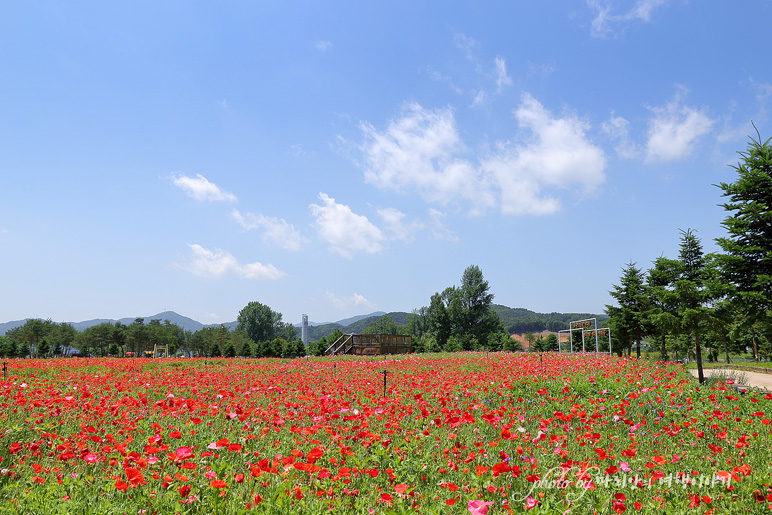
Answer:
1, 1, 771, 326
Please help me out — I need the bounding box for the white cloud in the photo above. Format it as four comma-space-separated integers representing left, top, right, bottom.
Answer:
602, 112, 641, 158
360, 103, 496, 214
428, 208, 459, 242
288, 144, 306, 157
377, 207, 425, 242
309, 193, 385, 258
314, 40, 333, 51
588, 0, 670, 37
171, 173, 237, 202
494, 56, 513, 93
359, 96, 607, 216
325, 291, 374, 311
715, 79, 772, 149
426, 67, 464, 95
179, 244, 284, 280
453, 32, 478, 61
231, 209, 303, 252
645, 87, 714, 162
471, 89, 487, 108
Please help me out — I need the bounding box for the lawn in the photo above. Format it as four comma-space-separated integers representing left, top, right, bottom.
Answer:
0, 353, 769, 514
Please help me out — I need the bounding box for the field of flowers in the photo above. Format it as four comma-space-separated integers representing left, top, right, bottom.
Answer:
0, 353, 770, 514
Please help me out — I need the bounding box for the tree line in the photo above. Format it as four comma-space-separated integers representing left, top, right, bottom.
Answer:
0, 265, 571, 359
605, 132, 772, 382
0, 304, 306, 359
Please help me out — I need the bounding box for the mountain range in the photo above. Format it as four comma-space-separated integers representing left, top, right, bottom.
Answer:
0, 306, 605, 340
0, 310, 392, 337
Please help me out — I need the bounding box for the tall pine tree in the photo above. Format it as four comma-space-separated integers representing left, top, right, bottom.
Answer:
715, 130, 772, 361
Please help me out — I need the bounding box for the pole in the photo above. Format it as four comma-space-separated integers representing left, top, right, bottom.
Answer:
382, 370, 388, 398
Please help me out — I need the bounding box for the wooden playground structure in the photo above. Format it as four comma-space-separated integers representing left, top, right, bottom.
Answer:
325, 334, 412, 356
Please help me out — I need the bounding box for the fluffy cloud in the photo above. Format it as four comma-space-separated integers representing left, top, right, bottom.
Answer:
377, 207, 425, 243
645, 88, 713, 162
324, 291, 374, 311
179, 244, 284, 280
486, 94, 606, 215
360, 103, 496, 214
588, 0, 670, 37
427, 208, 459, 242
602, 112, 640, 158
359, 95, 606, 216
309, 193, 385, 258
171, 173, 237, 202
231, 209, 303, 252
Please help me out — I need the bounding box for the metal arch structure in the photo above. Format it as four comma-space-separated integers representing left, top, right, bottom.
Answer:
559, 318, 612, 355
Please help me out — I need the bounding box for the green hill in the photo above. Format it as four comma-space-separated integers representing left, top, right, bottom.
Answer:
492, 304, 607, 334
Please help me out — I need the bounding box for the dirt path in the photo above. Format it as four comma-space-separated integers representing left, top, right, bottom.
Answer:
689, 368, 772, 390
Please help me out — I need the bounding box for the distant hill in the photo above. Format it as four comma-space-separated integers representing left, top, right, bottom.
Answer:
1, 306, 606, 339
0, 311, 238, 336
333, 312, 387, 327
304, 311, 410, 341
492, 304, 607, 334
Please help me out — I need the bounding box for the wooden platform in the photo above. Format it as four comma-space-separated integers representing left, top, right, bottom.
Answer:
326, 334, 412, 356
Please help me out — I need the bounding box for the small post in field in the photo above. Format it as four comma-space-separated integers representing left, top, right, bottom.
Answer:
382, 369, 388, 398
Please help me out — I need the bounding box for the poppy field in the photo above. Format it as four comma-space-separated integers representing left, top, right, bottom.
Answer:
0, 353, 770, 514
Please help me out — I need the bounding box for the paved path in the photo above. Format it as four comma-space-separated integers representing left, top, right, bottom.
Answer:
689, 368, 772, 390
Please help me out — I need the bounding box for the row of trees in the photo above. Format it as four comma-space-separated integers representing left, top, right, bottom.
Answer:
306, 265, 518, 355
0, 317, 190, 358
606, 133, 772, 382
0, 302, 305, 359
300, 265, 517, 356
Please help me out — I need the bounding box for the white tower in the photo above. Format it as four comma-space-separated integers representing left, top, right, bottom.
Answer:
302, 314, 309, 348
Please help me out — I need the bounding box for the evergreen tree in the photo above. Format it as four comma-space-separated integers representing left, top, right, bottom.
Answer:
38, 338, 50, 358
503, 334, 523, 352
606, 262, 648, 357
290, 339, 305, 357
310, 337, 326, 357
239, 340, 253, 358
445, 335, 463, 352
270, 338, 283, 358
715, 131, 772, 361
412, 335, 426, 353
487, 332, 503, 351
674, 229, 714, 383
646, 256, 680, 361
545, 333, 559, 352
223, 340, 236, 358
426, 336, 442, 353
0, 337, 16, 358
